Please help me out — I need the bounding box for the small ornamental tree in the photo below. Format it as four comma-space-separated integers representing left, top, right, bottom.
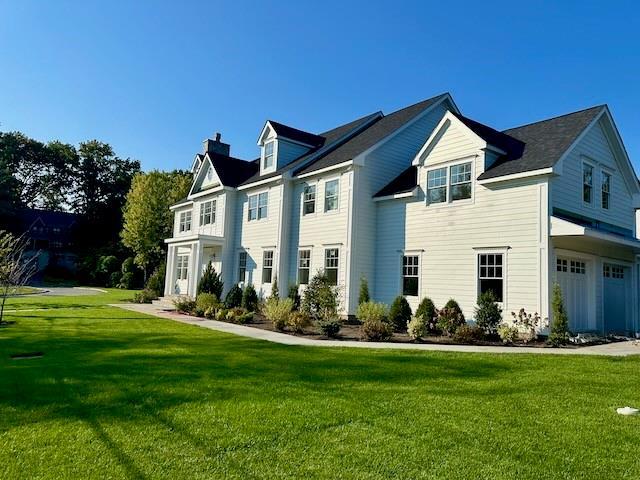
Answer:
288, 284, 301, 310
301, 271, 338, 321
0, 231, 38, 325
389, 295, 412, 332
198, 262, 223, 299
444, 298, 465, 321
474, 291, 502, 335
241, 284, 259, 312
548, 283, 570, 346
224, 284, 243, 308
358, 276, 370, 305
270, 275, 279, 299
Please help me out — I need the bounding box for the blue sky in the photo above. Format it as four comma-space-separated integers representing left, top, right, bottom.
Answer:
1, 1, 639, 171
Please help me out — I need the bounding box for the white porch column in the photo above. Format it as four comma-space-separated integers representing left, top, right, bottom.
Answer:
164, 245, 177, 296
187, 241, 202, 297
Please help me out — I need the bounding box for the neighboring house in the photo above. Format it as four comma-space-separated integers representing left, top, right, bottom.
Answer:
17, 208, 79, 272
164, 93, 640, 335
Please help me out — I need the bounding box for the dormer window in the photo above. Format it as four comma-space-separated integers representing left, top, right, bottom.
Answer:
264, 141, 274, 169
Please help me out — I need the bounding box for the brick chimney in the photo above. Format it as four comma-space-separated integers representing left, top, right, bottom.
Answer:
203, 132, 230, 156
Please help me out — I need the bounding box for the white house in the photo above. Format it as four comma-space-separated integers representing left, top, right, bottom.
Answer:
164, 93, 640, 335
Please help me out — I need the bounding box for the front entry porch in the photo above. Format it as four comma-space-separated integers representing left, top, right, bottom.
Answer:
164, 234, 225, 298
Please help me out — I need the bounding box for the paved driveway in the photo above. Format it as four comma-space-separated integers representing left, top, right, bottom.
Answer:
36, 287, 107, 296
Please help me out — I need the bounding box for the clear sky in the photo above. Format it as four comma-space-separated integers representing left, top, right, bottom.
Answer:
1, 0, 639, 171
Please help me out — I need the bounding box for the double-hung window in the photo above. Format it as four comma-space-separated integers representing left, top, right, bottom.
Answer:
264, 141, 274, 169
324, 179, 339, 212
177, 255, 189, 280
601, 171, 611, 210
248, 192, 268, 221
199, 200, 216, 226
478, 253, 504, 302
402, 255, 419, 296
583, 163, 593, 204
325, 248, 339, 285
426, 162, 472, 204
303, 185, 316, 215
262, 250, 274, 284
298, 249, 311, 284
179, 211, 192, 232
238, 252, 247, 283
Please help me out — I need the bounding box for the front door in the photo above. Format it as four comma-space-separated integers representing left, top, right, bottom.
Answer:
175, 254, 189, 295
555, 256, 593, 331
603, 263, 628, 333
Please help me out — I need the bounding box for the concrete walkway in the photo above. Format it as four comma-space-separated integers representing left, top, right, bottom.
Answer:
114, 303, 640, 357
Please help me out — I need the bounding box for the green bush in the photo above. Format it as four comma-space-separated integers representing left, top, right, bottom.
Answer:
356, 301, 388, 324
215, 308, 228, 321
270, 275, 279, 299
146, 262, 165, 297
474, 291, 502, 335
263, 297, 293, 331
225, 285, 243, 308
416, 297, 436, 321
358, 276, 370, 305
287, 311, 311, 333
444, 299, 465, 321
197, 262, 223, 298
132, 288, 158, 304
225, 307, 252, 324
389, 296, 412, 332
118, 272, 136, 290
357, 301, 392, 342
173, 297, 196, 314
548, 283, 570, 346
196, 293, 219, 317
109, 271, 122, 289
436, 306, 465, 336
453, 324, 483, 344
317, 316, 342, 338
301, 271, 338, 320
118, 257, 142, 289
407, 315, 427, 340
498, 324, 519, 344
242, 284, 259, 312
288, 284, 301, 310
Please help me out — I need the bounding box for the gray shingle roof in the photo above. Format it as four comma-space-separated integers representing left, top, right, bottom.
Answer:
478, 105, 604, 180
267, 121, 324, 147
373, 166, 417, 198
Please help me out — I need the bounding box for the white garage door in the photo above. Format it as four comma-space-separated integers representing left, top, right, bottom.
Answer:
556, 257, 593, 331
603, 264, 627, 333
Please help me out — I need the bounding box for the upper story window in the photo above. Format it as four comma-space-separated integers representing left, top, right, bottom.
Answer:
263, 141, 274, 170
298, 249, 311, 284
402, 255, 419, 297
325, 248, 339, 285
426, 161, 472, 205
324, 179, 339, 212
601, 171, 611, 210
179, 211, 192, 232
303, 185, 316, 215
583, 163, 593, 204
248, 192, 268, 221
478, 253, 503, 302
199, 200, 216, 226
262, 250, 274, 284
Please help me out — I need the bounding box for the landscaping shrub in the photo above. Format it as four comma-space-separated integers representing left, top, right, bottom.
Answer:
226, 307, 253, 324
195, 293, 219, 317
317, 316, 342, 338
498, 324, 519, 344
145, 262, 165, 297
301, 271, 338, 320
548, 283, 570, 346
436, 306, 465, 336
270, 275, 279, 299
173, 297, 196, 314
288, 284, 301, 310
287, 311, 311, 333
197, 262, 223, 298
224, 285, 243, 308
474, 291, 502, 335
415, 297, 438, 332
358, 301, 392, 341
358, 276, 370, 305
109, 271, 122, 288
118, 272, 136, 290
215, 308, 228, 321
263, 297, 293, 331
98, 255, 120, 286
132, 288, 158, 304
118, 257, 143, 289
453, 324, 483, 344
242, 284, 259, 312
389, 296, 412, 332
407, 315, 427, 340
511, 308, 547, 343
444, 299, 465, 321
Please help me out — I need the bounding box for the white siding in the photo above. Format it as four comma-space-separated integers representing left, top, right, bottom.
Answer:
349, 101, 450, 313
552, 119, 635, 232
193, 192, 225, 237
374, 121, 545, 321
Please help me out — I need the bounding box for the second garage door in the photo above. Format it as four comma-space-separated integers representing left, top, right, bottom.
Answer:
556, 257, 593, 331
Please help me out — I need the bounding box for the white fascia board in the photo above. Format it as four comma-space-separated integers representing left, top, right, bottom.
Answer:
295, 160, 353, 179
187, 155, 212, 197
372, 188, 418, 202
189, 185, 229, 200
169, 200, 194, 211
599, 107, 640, 195
355, 95, 455, 165
477, 167, 554, 185
165, 234, 224, 245
237, 175, 282, 191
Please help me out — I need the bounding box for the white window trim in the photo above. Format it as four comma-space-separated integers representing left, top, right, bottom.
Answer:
581, 159, 595, 208
324, 247, 340, 285
323, 177, 340, 214
600, 167, 612, 211
247, 190, 269, 222
199, 199, 216, 226
301, 182, 318, 217
237, 251, 247, 284
475, 247, 508, 307
399, 250, 423, 298
179, 211, 192, 233
297, 248, 312, 284
262, 249, 274, 284
261, 139, 278, 175
425, 158, 475, 208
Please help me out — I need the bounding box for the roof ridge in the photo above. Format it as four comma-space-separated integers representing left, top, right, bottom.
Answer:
384, 92, 450, 117
503, 104, 605, 132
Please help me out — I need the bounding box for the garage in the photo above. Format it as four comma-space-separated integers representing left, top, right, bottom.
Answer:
555, 256, 594, 331
602, 263, 629, 333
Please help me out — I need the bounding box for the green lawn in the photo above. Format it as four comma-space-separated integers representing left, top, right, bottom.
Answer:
1, 291, 639, 479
